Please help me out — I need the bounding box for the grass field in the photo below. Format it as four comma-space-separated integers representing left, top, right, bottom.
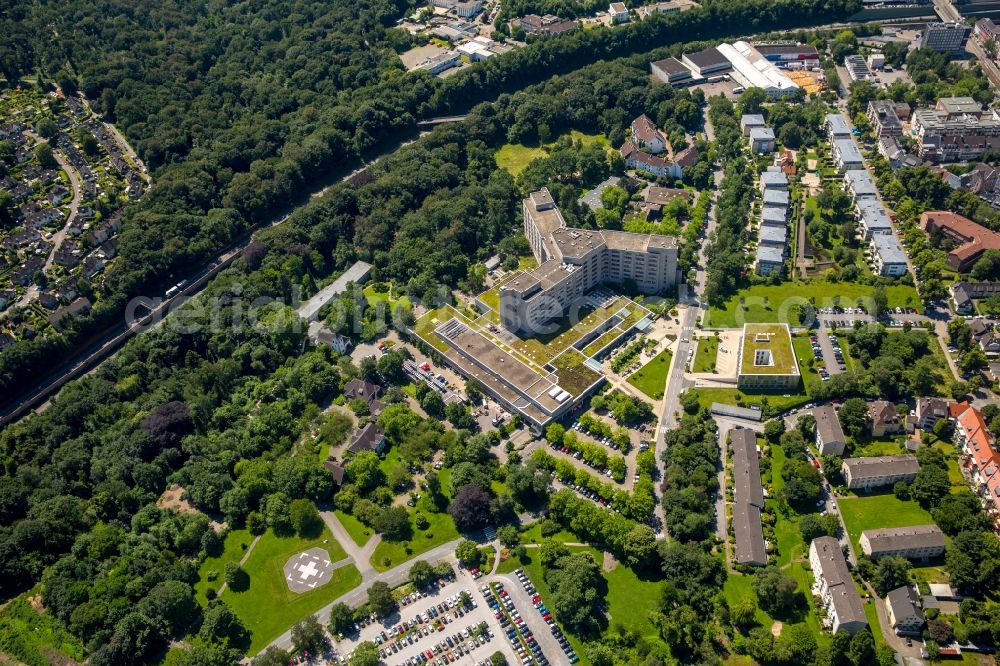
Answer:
0, 592, 84, 666
335, 510, 374, 547
688, 387, 811, 415
626, 348, 673, 399
195, 528, 253, 604
604, 563, 664, 640
837, 495, 938, 555
495, 130, 609, 176
518, 522, 578, 544
693, 336, 719, 373
363, 285, 411, 310
370, 504, 459, 572
706, 282, 922, 328
222, 527, 360, 655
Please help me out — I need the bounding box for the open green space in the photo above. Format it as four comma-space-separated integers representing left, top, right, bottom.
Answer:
518, 522, 578, 544
693, 336, 719, 373
837, 495, 938, 555
195, 528, 253, 604
604, 562, 664, 640
0, 592, 85, 666
933, 442, 967, 493
789, 333, 822, 394
853, 439, 904, 457
688, 387, 810, 415
363, 284, 411, 310
722, 565, 829, 645
369, 502, 459, 572
221, 527, 360, 655
626, 348, 673, 399
495, 130, 609, 176
334, 509, 373, 547
706, 282, 921, 328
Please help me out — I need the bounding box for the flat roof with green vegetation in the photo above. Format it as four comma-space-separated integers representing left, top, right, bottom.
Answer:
740, 323, 798, 376
550, 348, 602, 396
627, 348, 673, 399
221, 526, 361, 655
706, 282, 922, 328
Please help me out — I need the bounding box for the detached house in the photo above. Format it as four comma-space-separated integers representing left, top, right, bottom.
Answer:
868, 400, 902, 437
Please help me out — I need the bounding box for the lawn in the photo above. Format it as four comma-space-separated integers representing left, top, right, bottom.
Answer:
334, 510, 373, 547
853, 439, 904, 457
790, 334, 822, 394
495, 130, 609, 176
519, 522, 578, 544
837, 495, 938, 555
604, 562, 664, 640
369, 503, 459, 572
933, 442, 967, 493
626, 348, 673, 399
195, 528, 253, 604
221, 527, 360, 655
0, 592, 85, 666
363, 284, 411, 310
693, 336, 719, 373
688, 387, 811, 416
706, 282, 922, 328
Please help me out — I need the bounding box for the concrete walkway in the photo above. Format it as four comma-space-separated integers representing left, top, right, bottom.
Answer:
321, 511, 381, 580
215, 534, 262, 597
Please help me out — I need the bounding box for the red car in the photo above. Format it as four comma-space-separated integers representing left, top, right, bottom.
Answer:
532, 595, 542, 604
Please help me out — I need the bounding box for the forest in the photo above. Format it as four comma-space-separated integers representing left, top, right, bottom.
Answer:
0, 0, 862, 397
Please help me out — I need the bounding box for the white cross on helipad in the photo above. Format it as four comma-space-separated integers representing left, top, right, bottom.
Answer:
298, 560, 320, 580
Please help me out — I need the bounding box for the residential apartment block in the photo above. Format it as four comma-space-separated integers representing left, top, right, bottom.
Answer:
867, 100, 907, 139
951, 281, 1000, 314
731, 428, 767, 567
954, 401, 1000, 529
912, 96, 1000, 163
809, 537, 868, 635
868, 400, 902, 437
620, 115, 698, 178
832, 137, 864, 172
842, 455, 920, 490
886, 586, 925, 635
856, 199, 893, 240
502, 189, 677, 332
814, 405, 847, 456
919, 210, 1000, 271
860, 525, 946, 561
869, 233, 908, 277
916, 396, 949, 430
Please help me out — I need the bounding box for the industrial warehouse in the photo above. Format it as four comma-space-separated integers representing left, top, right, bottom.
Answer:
651, 41, 818, 97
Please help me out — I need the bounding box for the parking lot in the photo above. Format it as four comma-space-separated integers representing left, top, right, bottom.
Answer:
334, 579, 518, 665
488, 569, 578, 665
